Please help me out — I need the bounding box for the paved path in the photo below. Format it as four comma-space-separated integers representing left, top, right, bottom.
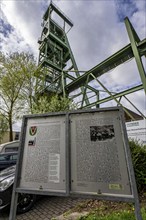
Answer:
0, 196, 83, 220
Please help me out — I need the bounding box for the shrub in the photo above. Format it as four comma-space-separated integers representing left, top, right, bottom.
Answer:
129, 140, 146, 192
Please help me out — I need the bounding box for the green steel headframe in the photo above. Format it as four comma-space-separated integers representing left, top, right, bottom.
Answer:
37, 2, 146, 120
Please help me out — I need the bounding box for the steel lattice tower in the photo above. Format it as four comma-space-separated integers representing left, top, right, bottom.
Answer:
38, 2, 146, 120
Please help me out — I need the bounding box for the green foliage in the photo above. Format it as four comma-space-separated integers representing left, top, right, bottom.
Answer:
0, 52, 77, 141
78, 208, 146, 220
0, 52, 44, 141
129, 140, 146, 192
32, 95, 76, 114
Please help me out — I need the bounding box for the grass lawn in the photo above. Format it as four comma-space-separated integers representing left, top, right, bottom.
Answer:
78, 208, 146, 220
68, 193, 146, 220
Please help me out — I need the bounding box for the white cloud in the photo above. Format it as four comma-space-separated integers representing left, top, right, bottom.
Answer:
0, 29, 31, 54
1, 0, 45, 56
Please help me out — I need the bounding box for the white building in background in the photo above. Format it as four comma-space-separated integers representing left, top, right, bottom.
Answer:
126, 119, 146, 145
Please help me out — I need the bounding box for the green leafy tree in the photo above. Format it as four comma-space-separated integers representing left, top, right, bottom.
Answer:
0, 52, 44, 141
32, 94, 77, 114
129, 140, 146, 192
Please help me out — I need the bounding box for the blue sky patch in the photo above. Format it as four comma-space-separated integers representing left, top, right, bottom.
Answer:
0, 18, 14, 38
115, 0, 138, 22
40, 0, 49, 13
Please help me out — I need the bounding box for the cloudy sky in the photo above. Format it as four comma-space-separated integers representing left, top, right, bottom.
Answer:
0, 0, 146, 116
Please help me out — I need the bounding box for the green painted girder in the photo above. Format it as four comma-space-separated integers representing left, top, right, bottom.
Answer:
65, 39, 146, 93
38, 2, 87, 97
64, 34, 90, 105
39, 36, 67, 58
38, 58, 62, 72
43, 2, 73, 27
49, 33, 69, 51
81, 84, 143, 108
65, 72, 99, 93
50, 18, 65, 34
125, 17, 146, 94
123, 95, 145, 119
38, 2, 145, 118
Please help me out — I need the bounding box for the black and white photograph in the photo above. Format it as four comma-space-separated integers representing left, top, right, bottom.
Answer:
90, 125, 115, 141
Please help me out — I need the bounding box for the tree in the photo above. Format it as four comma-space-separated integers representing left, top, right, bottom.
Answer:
0, 52, 75, 142
0, 114, 8, 144
0, 52, 44, 141
32, 94, 77, 114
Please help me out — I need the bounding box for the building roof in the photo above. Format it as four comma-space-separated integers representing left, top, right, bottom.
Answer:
124, 108, 144, 122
